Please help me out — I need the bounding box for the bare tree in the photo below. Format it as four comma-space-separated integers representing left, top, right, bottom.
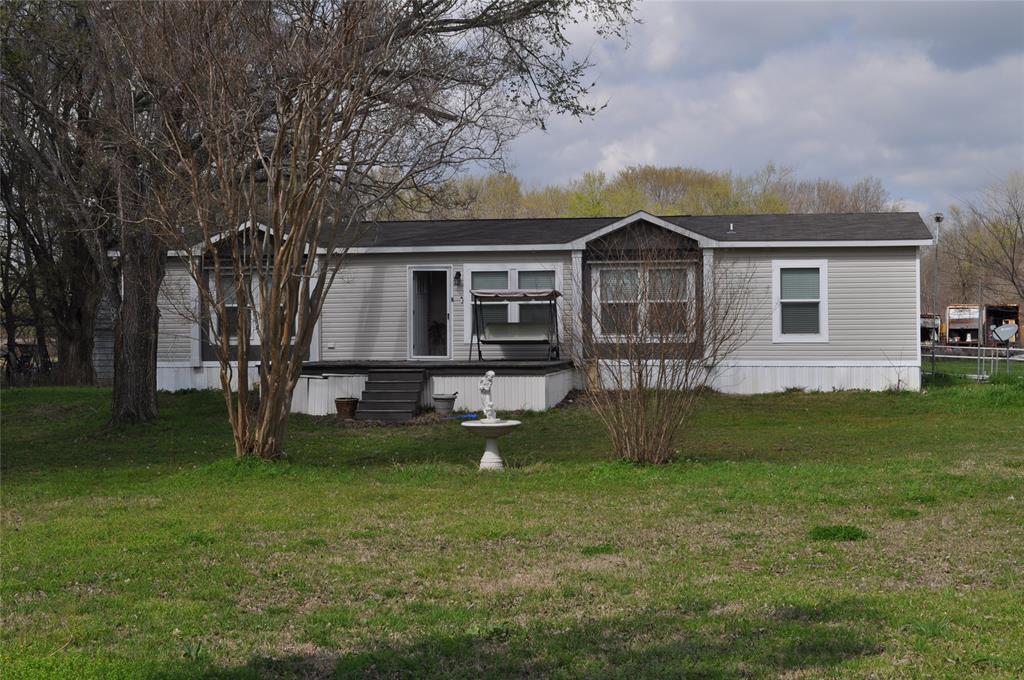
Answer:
1, 1, 168, 418
947, 173, 1024, 302
111, 0, 634, 459
571, 228, 752, 464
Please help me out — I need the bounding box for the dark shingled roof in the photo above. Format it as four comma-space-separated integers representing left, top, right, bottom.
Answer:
344, 212, 932, 248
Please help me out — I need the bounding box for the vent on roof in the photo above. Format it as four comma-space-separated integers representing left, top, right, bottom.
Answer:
729, 222, 734, 232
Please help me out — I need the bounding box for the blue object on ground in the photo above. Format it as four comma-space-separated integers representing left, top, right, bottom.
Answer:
449, 413, 479, 420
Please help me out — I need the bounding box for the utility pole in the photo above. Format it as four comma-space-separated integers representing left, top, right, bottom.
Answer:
932, 213, 943, 374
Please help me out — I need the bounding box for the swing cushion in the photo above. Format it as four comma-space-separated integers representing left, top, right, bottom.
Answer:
480, 322, 553, 343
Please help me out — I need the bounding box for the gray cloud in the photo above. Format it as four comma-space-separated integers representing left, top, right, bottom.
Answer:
507, 1, 1024, 214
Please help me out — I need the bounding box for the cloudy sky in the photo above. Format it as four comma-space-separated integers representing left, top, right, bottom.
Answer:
506, 1, 1024, 215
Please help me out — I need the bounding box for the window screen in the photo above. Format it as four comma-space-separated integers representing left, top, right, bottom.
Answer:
471, 271, 508, 289
519, 303, 552, 326
599, 269, 640, 335
473, 303, 508, 334
518, 270, 555, 290
780, 268, 819, 299
217, 274, 240, 342
780, 302, 820, 334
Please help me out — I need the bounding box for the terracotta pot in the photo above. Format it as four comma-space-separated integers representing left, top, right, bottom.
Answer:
335, 397, 358, 419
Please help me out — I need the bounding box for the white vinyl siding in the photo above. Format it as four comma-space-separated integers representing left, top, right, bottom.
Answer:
319, 253, 571, 361
156, 261, 196, 362
718, 247, 919, 361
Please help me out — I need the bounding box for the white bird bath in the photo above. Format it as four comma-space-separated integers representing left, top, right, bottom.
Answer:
461, 418, 521, 470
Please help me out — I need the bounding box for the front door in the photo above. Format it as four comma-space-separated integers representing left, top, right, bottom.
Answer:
409, 268, 451, 359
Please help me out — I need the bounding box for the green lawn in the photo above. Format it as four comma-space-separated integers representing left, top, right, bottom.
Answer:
2, 380, 1023, 679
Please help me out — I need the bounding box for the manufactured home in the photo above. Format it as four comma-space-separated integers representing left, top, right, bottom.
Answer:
154, 211, 933, 417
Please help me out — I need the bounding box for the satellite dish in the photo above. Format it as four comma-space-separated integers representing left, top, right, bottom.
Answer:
992, 324, 1019, 342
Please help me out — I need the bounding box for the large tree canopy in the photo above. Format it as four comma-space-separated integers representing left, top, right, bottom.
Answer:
104, 0, 635, 459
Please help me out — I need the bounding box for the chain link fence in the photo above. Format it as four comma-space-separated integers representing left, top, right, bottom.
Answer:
921, 344, 1024, 385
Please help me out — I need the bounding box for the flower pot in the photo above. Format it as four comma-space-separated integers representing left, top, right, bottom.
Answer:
335, 397, 358, 419
432, 393, 457, 417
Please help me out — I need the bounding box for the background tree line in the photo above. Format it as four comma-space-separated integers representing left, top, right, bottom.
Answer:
385, 162, 904, 219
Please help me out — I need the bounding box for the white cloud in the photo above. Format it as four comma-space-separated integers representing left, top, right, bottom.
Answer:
508, 1, 1024, 214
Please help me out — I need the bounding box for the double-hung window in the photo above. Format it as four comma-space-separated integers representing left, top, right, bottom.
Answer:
772, 259, 828, 343
213, 273, 243, 345
470, 270, 510, 335
517, 270, 557, 326
594, 265, 693, 339
465, 265, 560, 340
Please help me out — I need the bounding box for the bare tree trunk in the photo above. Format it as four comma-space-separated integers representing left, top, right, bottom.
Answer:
52, 299, 98, 385
110, 230, 165, 424
21, 244, 51, 372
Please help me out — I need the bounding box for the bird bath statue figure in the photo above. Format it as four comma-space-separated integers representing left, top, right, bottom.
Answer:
461, 370, 520, 470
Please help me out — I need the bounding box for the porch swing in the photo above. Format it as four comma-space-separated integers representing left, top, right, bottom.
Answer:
469, 289, 562, 361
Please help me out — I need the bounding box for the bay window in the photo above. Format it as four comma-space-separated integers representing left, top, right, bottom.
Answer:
593, 265, 693, 339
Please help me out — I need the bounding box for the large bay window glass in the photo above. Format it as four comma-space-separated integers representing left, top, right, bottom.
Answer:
594, 265, 692, 339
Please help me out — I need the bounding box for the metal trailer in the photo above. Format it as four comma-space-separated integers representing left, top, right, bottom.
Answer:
945, 303, 1021, 347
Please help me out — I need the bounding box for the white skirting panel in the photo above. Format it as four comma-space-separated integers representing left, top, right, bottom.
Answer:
711, 364, 921, 394
156, 364, 260, 392
543, 369, 576, 408
290, 374, 367, 415
289, 371, 576, 416
430, 372, 573, 413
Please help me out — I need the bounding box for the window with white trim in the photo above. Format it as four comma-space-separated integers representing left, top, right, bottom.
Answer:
212, 272, 244, 345
772, 259, 828, 343
593, 265, 693, 339
208, 271, 297, 346
464, 265, 561, 341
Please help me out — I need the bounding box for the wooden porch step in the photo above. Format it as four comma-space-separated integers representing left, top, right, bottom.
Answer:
356, 369, 426, 422
361, 390, 420, 402
354, 407, 417, 422
367, 369, 426, 383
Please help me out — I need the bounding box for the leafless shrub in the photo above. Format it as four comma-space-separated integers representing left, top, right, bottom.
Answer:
569, 229, 752, 463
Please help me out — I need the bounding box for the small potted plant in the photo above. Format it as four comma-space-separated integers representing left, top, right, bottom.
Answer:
432, 392, 457, 417
335, 396, 358, 419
